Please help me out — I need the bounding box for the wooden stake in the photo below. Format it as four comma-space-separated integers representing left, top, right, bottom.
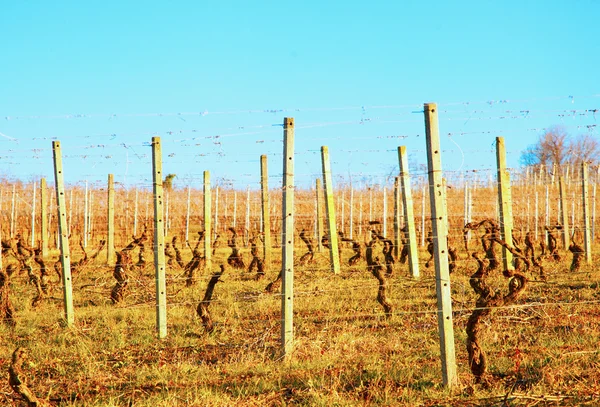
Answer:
424, 102, 457, 388
496, 137, 514, 271
31, 182, 36, 247
152, 137, 167, 339
393, 177, 401, 259
281, 117, 295, 357
83, 181, 89, 248
316, 178, 324, 253
260, 155, 272, 270
582, 162, 592, 264
204, 171, 212, 271
383, 187, 388, 237
41, 179, 48, 257
10, 185, 15, 238
214, 187, 219, 239
559, 175, 570, 249
349, 186, 354, 239
321, 146, 341, 274
185, 186, 191, 242
52, 141, 74, 327
133, 188, 138, 237
398, 146, 420, 279
107, 174, 115, 264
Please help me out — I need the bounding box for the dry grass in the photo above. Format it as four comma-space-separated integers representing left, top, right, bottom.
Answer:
2, 239, 600, 406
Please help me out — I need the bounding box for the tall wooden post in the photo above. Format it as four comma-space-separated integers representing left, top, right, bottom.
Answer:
559, 174, 570, 249
185, 186, 191, 242
424, 102, 457, 388
152, 137, 168, 339
393, 177, 401, 259
214, 187, 219, 239
398, 146, 420, 279
316, 178, 324, 253
133, 188, 138, 237
40, 178, 49, 258
582, 162, 592, 264
83, 181, 89, 248
30, 182, 36, 247
281, 117, 295, 357
52, 141, 74, 327
260, 155, 272, 270
349, 186, 354, 239
321, 146, 341, 274
496, 137, 514, 271
382, 187, 388, 237
10, 185, 16, 238
107, 174, 115, 264
204, 171, 212, 271
245, 186, 250, 246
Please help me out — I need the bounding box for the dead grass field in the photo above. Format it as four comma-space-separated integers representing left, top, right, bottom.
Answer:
2, 235, 600, 406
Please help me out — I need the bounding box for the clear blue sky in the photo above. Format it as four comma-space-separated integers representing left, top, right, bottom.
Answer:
1, 1, 599, 189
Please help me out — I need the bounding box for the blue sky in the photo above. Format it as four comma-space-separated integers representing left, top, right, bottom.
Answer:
1, 1, 599, 189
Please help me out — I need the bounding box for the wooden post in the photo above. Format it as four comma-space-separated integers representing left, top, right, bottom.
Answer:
393, 177, 401, 259
281, 117, 295, 357
423, 102, 457, 388
10, 184, 16, 238
398, 146, 420, 279
559, 174, 570, 249
204, 171, 212, 271
358, 190, 363, 239
316, 178, 324, 253
83, 181, 89, 248
31, 182, 37, 247
582, 162, 592, 264
151, 137, 167, 339
233, 192, 237, 228
593, 183, 597, 242
107, 174, 115, 264
421, 186, 426, 247
214, 187, 219, 239
245, 186, 250, 246
52, 141, 74, 327
260, 155, 272, 270
40, 178, 48, 258
496, 137, 514, 271
321, 146, 341, 274
382, 187, 388, 237
133, 188, 139, 237
185, 186, 191, 242
349, 186, 354, 239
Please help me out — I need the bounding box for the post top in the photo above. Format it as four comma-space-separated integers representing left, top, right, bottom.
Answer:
284, 117, 294, 126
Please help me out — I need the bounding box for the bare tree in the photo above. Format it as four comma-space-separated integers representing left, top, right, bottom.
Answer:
520, 126, 599, 173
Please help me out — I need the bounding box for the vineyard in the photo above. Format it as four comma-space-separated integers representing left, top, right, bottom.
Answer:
1, 101, 600, 406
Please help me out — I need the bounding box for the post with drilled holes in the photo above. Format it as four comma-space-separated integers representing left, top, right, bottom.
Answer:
393, 177, 401, 259
40, 178, 49, 257
152, 137, 168, 339
582, 162, 592, 264
321, 146, 341, 274
398, 146, 420, 279
281, 117, 295, 358
52, 141, 74, 327
107, 174, 115, 264
260, 155, 272, 270
316, 178, 324, 252
424, 102, 457, 387
559, 174, 570, 249
204, 171, 212, 271
496, 137, 514, 271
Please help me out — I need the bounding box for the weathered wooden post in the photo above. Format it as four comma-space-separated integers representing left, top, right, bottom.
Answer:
393, 177, 401, 259
152, 137, 168, 339
30, 182, 36, 247
185, 186, 191, 242
204, 171, 212, 272
83, 181, 89, 248
107, 174, 115, 264
10, 184, 15, 238
582, 162, 592, 264
496, 137, 514, 271
260, 155, 272, 269
424, 102, 457, 388
382, 187, 388, 237
40, 178, 49, 258
52, 141, 74, 327
281, 117, 295, 358
316, 178, 324, 253
559, 174, 570, 249
321, 146, 341, 274
398, 146, 420, 279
